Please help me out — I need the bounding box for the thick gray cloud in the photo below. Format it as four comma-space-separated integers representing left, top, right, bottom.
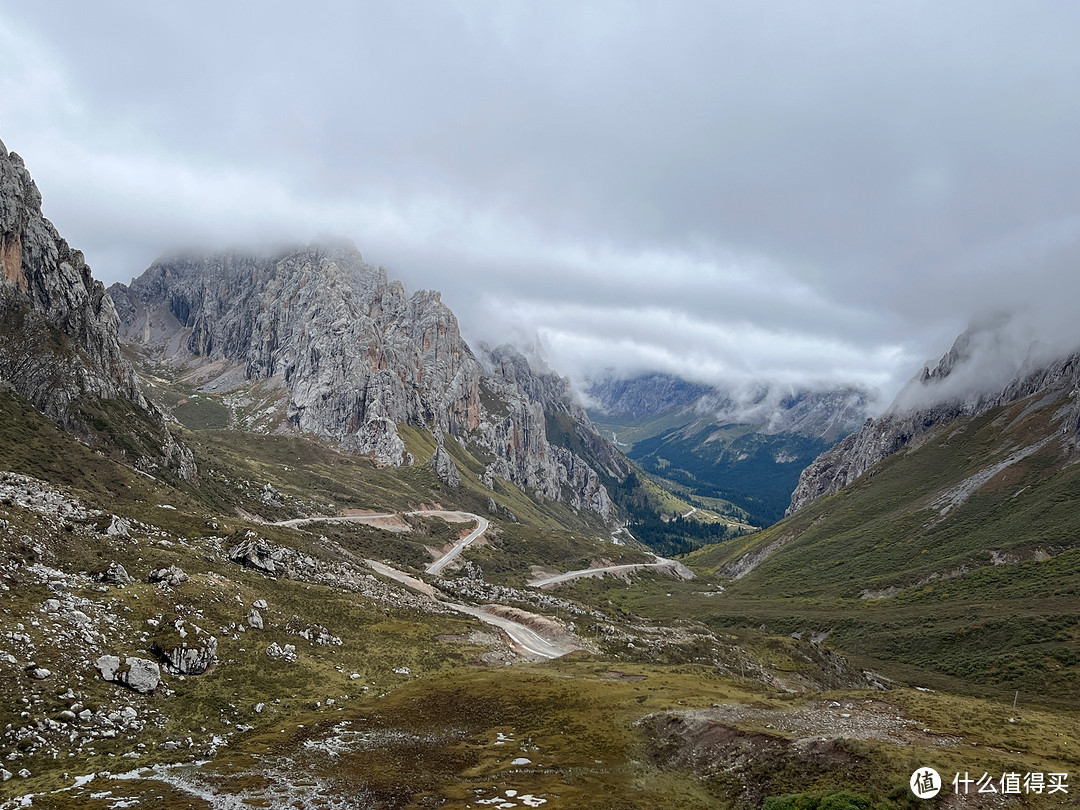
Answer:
3, 1, 1079, 402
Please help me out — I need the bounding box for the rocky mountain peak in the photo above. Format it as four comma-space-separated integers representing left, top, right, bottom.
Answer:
113, 246, 621, 517
0, 141, 193, 479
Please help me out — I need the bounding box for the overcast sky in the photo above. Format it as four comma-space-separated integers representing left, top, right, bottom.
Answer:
3, 1, 1079, 404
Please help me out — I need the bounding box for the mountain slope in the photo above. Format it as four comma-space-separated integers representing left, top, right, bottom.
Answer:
0, 139, 193, 479
685, 338, 1080, 699
788, 318, 1080, 514
588, 373, 869, 524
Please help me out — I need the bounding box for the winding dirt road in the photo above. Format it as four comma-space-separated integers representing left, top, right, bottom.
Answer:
272, 510, 487, 576
273, 510, 572, 658
528, 555, 692, 588
365, 559, 575, 659
422, 513, 488, 575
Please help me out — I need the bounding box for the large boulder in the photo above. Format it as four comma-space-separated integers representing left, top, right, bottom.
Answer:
157, 636, 218, 675
228, 535, 278, 574
95, 654, 161, 693
430, 442, 461, 487
100, 562, 132, 584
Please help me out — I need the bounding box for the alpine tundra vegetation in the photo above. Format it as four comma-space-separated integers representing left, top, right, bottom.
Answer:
1, 136, 1078, 809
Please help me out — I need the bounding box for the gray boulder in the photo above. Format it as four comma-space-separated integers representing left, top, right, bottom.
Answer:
123, 657, 162, 693
228, 536, 278, 574
96, 654, 160, 693
148, 565, 189, 586
158, 636, 217, 675
105, 516, 131, 537
102, 562, 133, 584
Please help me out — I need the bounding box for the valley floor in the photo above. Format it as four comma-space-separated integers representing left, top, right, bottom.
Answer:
1, 392, 1078, 809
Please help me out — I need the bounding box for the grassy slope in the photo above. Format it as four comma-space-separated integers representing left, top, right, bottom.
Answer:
678, 392, 1080, 702
5, 385, 1080, 807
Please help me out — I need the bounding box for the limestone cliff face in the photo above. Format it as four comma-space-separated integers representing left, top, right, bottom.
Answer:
479, 345, 629, 516
113, 245, 481, 466
112, 246, 621, 517
0, 139, 194, 479
788, 325, 1080, 515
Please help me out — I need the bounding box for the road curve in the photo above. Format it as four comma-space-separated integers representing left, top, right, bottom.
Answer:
271, 510, 487, 577
270, 509, 570, 657
365, 559, 575, 659
528, 556, 678, 588
422, 513, 489, 575
273, 513, 397, 528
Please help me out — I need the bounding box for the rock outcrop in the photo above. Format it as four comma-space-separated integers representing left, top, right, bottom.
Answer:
0, 139, 194, 479
788, 323, 1080, 515
430, 441, 461, 487
112, 245, 622, 517
148, 565, 189, 587
157, 636, 218, 675
478, 344, 628, 515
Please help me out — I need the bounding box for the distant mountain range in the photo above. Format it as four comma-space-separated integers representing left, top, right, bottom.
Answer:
587, 372, 870, 524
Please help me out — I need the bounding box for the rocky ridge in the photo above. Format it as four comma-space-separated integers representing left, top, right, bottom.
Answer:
110, 246, 621, 517
0, 139, 194, 479
788, 324, 1080, 514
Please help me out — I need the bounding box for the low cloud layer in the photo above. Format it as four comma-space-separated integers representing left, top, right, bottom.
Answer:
3, 1, 1079, 402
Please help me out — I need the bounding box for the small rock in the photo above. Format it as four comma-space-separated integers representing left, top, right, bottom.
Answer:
30, 667, 51, 680
254, 703, 265, 714
95, 655, 121, 682
105, 516, 131, 537
265, 642, 297, 662
148, 565, 189, 587
247, 609, 263, 630
102, 562, 133, 584
253, 599, 268, 609
0, 768, 10, 781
